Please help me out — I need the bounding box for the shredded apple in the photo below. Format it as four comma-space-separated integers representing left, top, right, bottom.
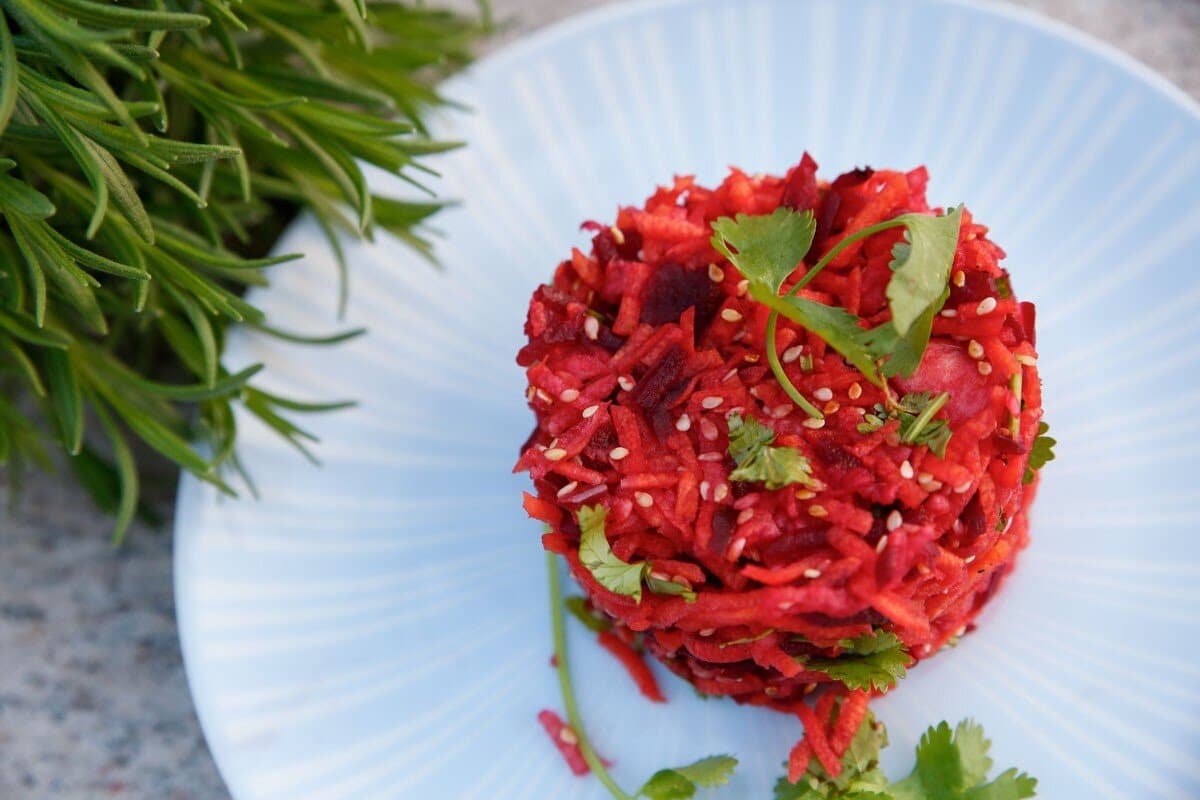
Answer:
517, 154, 1043, 778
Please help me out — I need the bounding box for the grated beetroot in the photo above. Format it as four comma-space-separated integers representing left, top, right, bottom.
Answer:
517, 155, 1043, 772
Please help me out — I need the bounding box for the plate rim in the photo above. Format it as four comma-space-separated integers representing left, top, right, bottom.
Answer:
172, 1, 1200, 797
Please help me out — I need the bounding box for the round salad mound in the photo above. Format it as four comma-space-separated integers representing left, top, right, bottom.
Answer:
516, 155, 1043, 772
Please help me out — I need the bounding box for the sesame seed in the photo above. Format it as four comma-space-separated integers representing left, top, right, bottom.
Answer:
526, 386, 535, 400
854, 407, 866, 415
737, 508, 755, 525
954, 481, 973, 494
701, 396, 723, 410
610, 226, 625, 245
952, 270, 966, 288
720, 308, 743, 323
736, 279, 749, 296
700, 418, 719, 441
803, 568, 822, 579
535, 388, 553, 403
977, 296, 998, 314
723, 368, 739, 382
699, 480, 711, 500
1015, 353, 1038, 366
900, 460, 914, 479
699, 628, 715, 637
917, 472, 934, 484
545, 448, 568, 461
813, 387, 833, 402
802, 417, 825, 429
848, 382, 863, 400
967, 339, 984, 359
732, 329, 747, 342
648, 570, 669, 582
713, 483, 729, 502
583, 316, 600, 340
886, 510, 903, 531
823, 401, 840, 415
559, 727, 579, 745
559, 388, 580, 403
557, 481, 579, 498
964, 555, 976, 564
749, 386, 763, 399
727, 536, 747, 560
618, 375, 635, 391
609, 446, 629, 460
771, 404, 792, 419
977, 361, 993, 376
675, 413, 692, 432
808, 504, 828, 518
782, 345, 805, 364
634, 491, 654, 508
955, 626, 967, 637
708, 263, 725, 283
698, 452, 723, 461
795, 489, 816, 500
582, 404, 600, 419
743, 353, 759, 362
876, 535, 889, 553
940, 309, 958, 318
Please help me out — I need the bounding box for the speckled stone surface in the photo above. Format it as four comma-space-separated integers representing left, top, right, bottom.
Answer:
1, 2, 1196, 798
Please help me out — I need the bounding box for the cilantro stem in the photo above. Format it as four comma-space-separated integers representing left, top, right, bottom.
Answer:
762, 218, 910, 418
900, 391, 949, 444
547, 552, 635, 800
789, 217, 909, 297
765, 311, 824, 420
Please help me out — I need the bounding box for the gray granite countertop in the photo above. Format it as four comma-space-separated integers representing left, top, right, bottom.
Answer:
1, 2, 1197, 798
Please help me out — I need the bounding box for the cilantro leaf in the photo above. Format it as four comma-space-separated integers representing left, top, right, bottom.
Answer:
639, 755, 739, 799
1022, 422, 1055, 485
855, 394, 953, 457
565, 596, 612, 633
896, 392, 952, 457
727, 413, 815, 490
890, 720, 1037, 800
578, 505, 648, 602
577, 506, 696, 603
728, 411, 777, 465
886, 207, 963, 337
646, 574, 698, 603
775, 711, 891, 800
802, 631, 910, 692
770, 294, 887, 387
779, 716, 1036, 800
711, 207, 816, 293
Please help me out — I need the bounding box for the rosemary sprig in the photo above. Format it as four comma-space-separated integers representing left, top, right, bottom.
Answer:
0, 1, 489, 540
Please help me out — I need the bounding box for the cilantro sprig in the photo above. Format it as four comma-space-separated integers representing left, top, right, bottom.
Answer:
799, 631, 910, 692
1023, 422, 1056, 485
710, 207, 963, 419
776, 713, 1037, 800
579, 506, 696, 603
855, 392, 952, 457
728, 413, 815, 489
547, 552, 738, 800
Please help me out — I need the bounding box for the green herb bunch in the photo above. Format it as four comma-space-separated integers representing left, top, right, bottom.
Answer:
0, 0, 488, 540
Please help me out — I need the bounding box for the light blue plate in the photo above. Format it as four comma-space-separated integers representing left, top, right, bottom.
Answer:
174, 1, 1200, 797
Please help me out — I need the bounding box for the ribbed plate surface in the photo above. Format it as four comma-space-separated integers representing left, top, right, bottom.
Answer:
175, 2, 1200, 797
